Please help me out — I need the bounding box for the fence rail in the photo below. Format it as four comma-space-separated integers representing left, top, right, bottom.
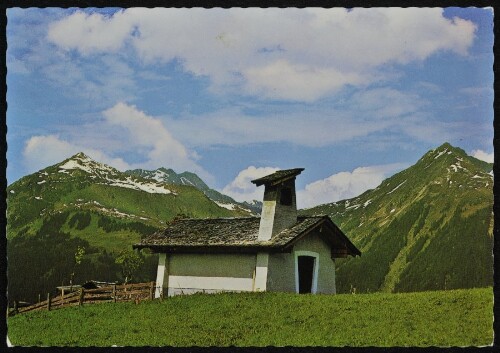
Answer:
8, 282, 157, 316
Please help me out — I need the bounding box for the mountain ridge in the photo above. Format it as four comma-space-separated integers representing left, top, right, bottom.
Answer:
125, 167, 262, 214
301, 142, 493, 293
7, 152, 256, 245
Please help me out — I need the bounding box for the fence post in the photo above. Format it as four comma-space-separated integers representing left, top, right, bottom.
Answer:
112, 284, 117, 303
149, 282, 154, 301
38, 294, 41, 304
13, 300, 18, 315
47, 293, 51, 311
79, 288, 84, 306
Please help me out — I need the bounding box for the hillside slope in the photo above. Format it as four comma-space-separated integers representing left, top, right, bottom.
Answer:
302, 143, 493, 293
7, 153, 252, 243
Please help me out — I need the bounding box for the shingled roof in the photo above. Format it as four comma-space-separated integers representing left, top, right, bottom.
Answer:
251, 168, 304, 186
133, 215, 360, 256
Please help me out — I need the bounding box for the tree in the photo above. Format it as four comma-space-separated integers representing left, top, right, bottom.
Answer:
70, 246, 86, 287
115, 250, 144, 284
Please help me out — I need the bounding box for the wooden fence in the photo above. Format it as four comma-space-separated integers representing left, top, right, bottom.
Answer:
8, 282, 157, 317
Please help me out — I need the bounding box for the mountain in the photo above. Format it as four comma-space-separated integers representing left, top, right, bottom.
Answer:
126, 168, 262, 214
302, 143, 493, 293
6, 153, 254, 302
7, 152, 255, 242
7, 144, 493, 302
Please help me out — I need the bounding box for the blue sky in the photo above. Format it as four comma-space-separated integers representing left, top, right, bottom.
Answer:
7, 8, 494, 208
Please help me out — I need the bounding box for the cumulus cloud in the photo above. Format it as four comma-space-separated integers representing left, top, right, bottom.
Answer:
47, 10, 134, 54
102, 102, 206, 176
297, 163, 408, 209
471, 149, 494, 163
23, 134, 130, 173
221, 166, 280, 202
22, 102, 210, 180
242, 60, 367, 102
222, 163, 408, 207
46, 8, 476, 102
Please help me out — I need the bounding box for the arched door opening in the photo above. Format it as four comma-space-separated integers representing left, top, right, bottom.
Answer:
295, 251, 319, 294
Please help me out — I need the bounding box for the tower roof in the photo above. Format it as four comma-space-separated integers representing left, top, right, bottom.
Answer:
251, 168, 304, 186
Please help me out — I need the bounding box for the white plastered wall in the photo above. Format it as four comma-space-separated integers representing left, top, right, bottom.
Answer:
163, 253, 257, 296
267, 230, 336, 294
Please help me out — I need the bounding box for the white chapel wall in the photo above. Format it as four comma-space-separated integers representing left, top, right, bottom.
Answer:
267, 230, 336, 294
166, 253, 256, 296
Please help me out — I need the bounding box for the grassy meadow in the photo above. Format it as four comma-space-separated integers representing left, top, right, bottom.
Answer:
8, 287, 492, 347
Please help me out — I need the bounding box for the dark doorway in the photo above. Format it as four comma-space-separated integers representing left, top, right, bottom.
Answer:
298, 256, 315, 293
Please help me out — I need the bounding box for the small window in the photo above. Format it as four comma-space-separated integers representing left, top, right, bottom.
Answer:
280, 187, 293, 205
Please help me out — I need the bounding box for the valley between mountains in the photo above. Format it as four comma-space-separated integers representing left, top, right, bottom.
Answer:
6, 142, 493, 302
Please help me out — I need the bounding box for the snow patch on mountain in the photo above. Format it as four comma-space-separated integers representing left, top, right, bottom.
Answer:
387, 180, 407, 194
450, 161, 467, 173
59, 159, 95, 173
59, 153, 115, 175
107, 176, 173, 195
180, 177, 195, 186
434, 148, 449, 159
68, 199, 148, 220
214, 201, 237, 210
58, 154, 176, 195
152, 169, 170, 182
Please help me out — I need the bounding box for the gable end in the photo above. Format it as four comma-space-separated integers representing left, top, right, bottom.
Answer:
281, 216, 361, 257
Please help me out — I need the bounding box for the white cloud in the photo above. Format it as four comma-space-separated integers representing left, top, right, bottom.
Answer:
222, 163, 408, 207
471, 149, 494, 163
47, 10, 134, 54
23, 134, 130, 173
39, 53, 137, 109
8, 9, 138, 110
242, 60, 367, 102
102, 102, 206, 176
398, 116, 468, 145
297, 163, 408, 209
46, 8, 476, 102
350, 88, 421, 119
460, 86, 494, 97
22, 103, 210, 181
164, 87, 426, 148
221, 166, 280, 202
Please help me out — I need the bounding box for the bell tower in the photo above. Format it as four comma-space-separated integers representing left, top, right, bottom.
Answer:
251, 168, 304, 241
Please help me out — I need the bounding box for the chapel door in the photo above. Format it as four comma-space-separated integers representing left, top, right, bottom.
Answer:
298, 255, 315, 294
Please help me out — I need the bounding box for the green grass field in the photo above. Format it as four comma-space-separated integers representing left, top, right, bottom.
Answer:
8, 287, 492, 347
